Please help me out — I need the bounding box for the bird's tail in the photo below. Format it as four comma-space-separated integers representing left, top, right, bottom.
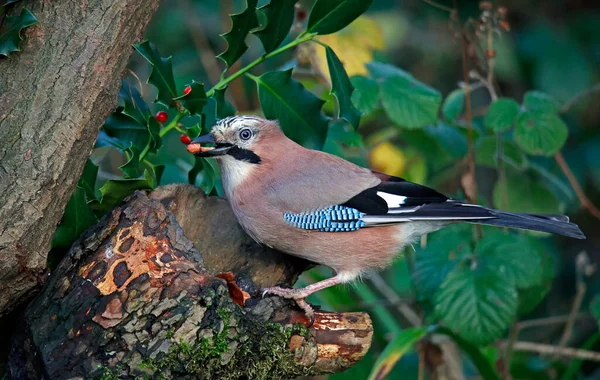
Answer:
470, 210, 585, 239
361, 201, 586, 239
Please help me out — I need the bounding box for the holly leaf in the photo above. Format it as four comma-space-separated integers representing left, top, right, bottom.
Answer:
146, 117, 162, 154
251, 69, 329, 149
413, 225, 473, 301
515, 111, 567, 156
0, 8, 38, 57
435, 261, 518, 345
442, 89, 465, 121
214, 88, 236, 119
133, 41, 177, 107
173, 81, 207, 116
52, 187, 98, 249
350, 76, 379, 115
253, 0, 298, 53
379, 74, 442, 129
80, 159, 99, 201
307, 0, 374, 35
325, 46, 361, 129
91, 170, 156, 215
217, 0, 259, 68
119, 80, 150, 126
485, 98, 520, 132
119, 145, 143, 179
102, 112, 148, 150
367, 327, 428, 380
189, 157, 220, 195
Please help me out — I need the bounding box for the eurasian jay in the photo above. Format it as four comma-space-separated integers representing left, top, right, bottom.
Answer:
187, 116, 585, 316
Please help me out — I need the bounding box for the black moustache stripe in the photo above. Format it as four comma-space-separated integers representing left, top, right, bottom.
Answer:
227, 146, 261, 164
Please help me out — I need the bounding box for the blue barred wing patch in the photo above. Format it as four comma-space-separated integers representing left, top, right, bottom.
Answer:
283, 205, 366, 232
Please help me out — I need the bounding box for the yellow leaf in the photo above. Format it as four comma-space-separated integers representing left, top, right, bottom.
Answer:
305, 16, 384, 81
369, 142, 427, 183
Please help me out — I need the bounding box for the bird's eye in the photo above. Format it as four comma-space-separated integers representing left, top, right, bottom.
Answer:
239, 128, 252, 141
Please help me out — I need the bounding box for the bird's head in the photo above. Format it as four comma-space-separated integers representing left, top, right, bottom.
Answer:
187, 116, 282, 164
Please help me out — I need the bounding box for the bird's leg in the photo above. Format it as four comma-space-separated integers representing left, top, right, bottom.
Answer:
262, 274, 351, 320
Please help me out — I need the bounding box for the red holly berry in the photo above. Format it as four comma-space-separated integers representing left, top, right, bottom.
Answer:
184, 86, 192, 96
156, 111, 168, 123
180, 134, 191, 145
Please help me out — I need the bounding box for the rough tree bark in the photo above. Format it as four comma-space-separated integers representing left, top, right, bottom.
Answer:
0, 0, 160, 316
9, 185, 373, 379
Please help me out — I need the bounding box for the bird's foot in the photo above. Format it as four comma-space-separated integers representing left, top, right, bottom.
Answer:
262, 286, 315, 325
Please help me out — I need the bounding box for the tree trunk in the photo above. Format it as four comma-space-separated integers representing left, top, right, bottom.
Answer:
0, 0, 160, 316
9, 186, 373, 379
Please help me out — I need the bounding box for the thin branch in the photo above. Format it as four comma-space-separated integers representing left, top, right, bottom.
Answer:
501, 341, 600, 362
516, 313, 591, 331
560, 82, 600, 114
554, 151, 600, 220
420, 0, 454, 13
369, 273, 422, 326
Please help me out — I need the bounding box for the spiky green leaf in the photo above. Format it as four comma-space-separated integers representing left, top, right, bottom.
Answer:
214, 88, 236, 119
307, 0, 374, 35
52, 187, 98, 249
119, 145, 143, 179
254, 0, 298, 53
217, 0, 259, 68
80, 159, 99, 201
91, 170, 157, 215
173, 81, 207, 116
133, 41, 177, 106
189, 157, 220, 195
0, 8, 38, 56
118, 80, 150, 126
325, 46, 361, 128
251, 69, 329, 149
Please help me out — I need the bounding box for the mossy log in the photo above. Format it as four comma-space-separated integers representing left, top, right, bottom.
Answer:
9, 185, 373, 379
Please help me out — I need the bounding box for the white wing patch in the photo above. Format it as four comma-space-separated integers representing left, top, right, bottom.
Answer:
376, 191, 407, 207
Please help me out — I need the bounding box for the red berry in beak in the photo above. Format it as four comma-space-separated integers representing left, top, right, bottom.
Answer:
156, 111, 168, 123
180, 135, 191, 145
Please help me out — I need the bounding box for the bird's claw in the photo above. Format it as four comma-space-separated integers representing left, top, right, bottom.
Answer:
262, 286, 315, 326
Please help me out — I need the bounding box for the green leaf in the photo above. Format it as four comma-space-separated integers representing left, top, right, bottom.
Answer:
493, 170, 560, 215
435, 261, 518, 345
133, 41, 177, 107
379, 74, 441, 129
367, 62, 413, 80
323, 120, 367, 166
217, 0, 259, 68
146, 116, 162, 154
173, 81, 207, 116
102, 113, 148, 150
435, 326, 500, 380
350, 76, 379, 115
517, 246, 554, 315
475, 136, 526, 168
80, 159, 99, 201
0, 8, 39, 57
523, 91, 560, 114
52, 187, 98, 249
515, 110, 568, 156
214, 88, 236, 119
442, 89, 464, 121
92, 170, 156, 215
413, 225, 473, 301
424, 122, 468, 158
189, 157, 220, 195
367, 327, 428, 380
251, 69, 329, 149
253, 0, 298, 53
325, 46, 361, 129
476, 233, 544, 289
307, 0, 374, 35
485, 98, 520, 132
119, 145, 143, 179
119, 80, 150, 126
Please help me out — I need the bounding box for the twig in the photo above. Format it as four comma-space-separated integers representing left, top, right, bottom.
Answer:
554, 151, 600, 220
560, 82, 600, 114
369, 273, 422, 326
421, 0, 454, 13
127, 69, 144, 97
516, 313, 591, 331
504, 320, 518, 371
418, 344, 425, 380
558, 252, 595, 350
501, 341, 600, 362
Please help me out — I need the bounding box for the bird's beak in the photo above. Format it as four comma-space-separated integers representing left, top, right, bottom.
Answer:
187, 134, 232, 157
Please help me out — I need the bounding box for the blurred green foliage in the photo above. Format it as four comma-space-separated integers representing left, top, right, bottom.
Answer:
49, 0, 600, 378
